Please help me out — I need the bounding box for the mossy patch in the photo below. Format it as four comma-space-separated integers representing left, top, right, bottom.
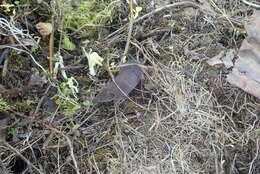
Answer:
0, 98, 11, 111
15, 101, 32, 112
64, 0, 116, 38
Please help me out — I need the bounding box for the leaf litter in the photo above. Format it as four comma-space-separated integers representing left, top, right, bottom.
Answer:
207, 49, 235, 68
1, 1, 260, 173
227, 10, 260, 99
207, 10, 260, 99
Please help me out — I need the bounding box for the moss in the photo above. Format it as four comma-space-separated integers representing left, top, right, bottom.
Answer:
15, 101, 31, 112
61, 101, 81, 116
6, 127, 19, 135
0, 98, 11, 111
64, 0, 116, 38
16, 0, 37, 5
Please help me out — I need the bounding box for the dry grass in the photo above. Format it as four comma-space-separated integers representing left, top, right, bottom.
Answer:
1, 0, 260, 174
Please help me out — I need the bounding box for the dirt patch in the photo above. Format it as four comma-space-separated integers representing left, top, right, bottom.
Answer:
0, 0, 259, 173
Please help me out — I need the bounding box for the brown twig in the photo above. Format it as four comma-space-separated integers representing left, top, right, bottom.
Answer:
134, 1, 199, 23
242, 0, 260, 8
33, 84, 52, 116
122, 0, 134, 63
106, 1, 199, 40
43, 124, 80, 174
3, 141, 44, 174
2, 55, 9, 77
2, 37, 16, 77
48, 20, 54, 76
0, 158, 9, 174
42, 131, 55, 150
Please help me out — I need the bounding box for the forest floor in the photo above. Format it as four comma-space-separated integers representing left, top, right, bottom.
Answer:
0, 0, 259, 173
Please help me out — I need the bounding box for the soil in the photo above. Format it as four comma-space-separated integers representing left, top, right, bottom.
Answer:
0, 0, 259, 174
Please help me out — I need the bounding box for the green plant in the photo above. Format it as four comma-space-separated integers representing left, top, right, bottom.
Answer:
0, 98, 11, 111
55, 77, 81, 116
15, 0, 37, 5
15, 100, 32, 112
6, 127, 18, 134
63, 0, 116, 37
63, 34, 76, 51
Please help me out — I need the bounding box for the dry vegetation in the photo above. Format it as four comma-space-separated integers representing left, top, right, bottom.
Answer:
0, 0, 260, 174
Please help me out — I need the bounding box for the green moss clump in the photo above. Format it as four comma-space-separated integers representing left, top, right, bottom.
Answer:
15, 101, 31, 112
61, 101, 81, 116
64, 0, 116, 38
6, 127, 19, 135
0, 98, 11, 111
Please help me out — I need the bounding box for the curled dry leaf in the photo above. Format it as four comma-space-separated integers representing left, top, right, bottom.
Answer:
227, 10, 260, 99
93, 59, 143, 104
207, 50, 225, 66
207, 49, 235, 68
35, 22, 53, 36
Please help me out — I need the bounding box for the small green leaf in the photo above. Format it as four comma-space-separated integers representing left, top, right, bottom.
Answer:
82, 39, 90, 46
83, 100, 92, 106
63, 34, 76, 51
0, 99, 11, 111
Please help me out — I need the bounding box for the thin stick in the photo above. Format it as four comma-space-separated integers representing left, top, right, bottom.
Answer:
2, 55, 9, 77
105, 1, 199, 39
3, 141, 44, 174
0, 159, 9, 174
33, 84, 52, 115
242, 0, 260, 8
44, 124, 80, 174
134, 1, 199, 23
2, 37, 15, 77
48, 25, 54, 76
248, 139, 259, 174
122, 0, 134, 62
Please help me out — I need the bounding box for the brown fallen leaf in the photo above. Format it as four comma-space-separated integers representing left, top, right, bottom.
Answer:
35, 22, 53, 36
93, 59, 143, 104
227, 10, 260, 99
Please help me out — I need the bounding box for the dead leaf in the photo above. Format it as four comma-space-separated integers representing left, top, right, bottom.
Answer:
227, 68, 260, 99
207, 50, 225, 66
28, 68, 48, 92
35, 22, 53, 36
207, 49, 235, 68
222, 49, 235, 68
227, 10, 260, 99
93, 59, 143, 104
